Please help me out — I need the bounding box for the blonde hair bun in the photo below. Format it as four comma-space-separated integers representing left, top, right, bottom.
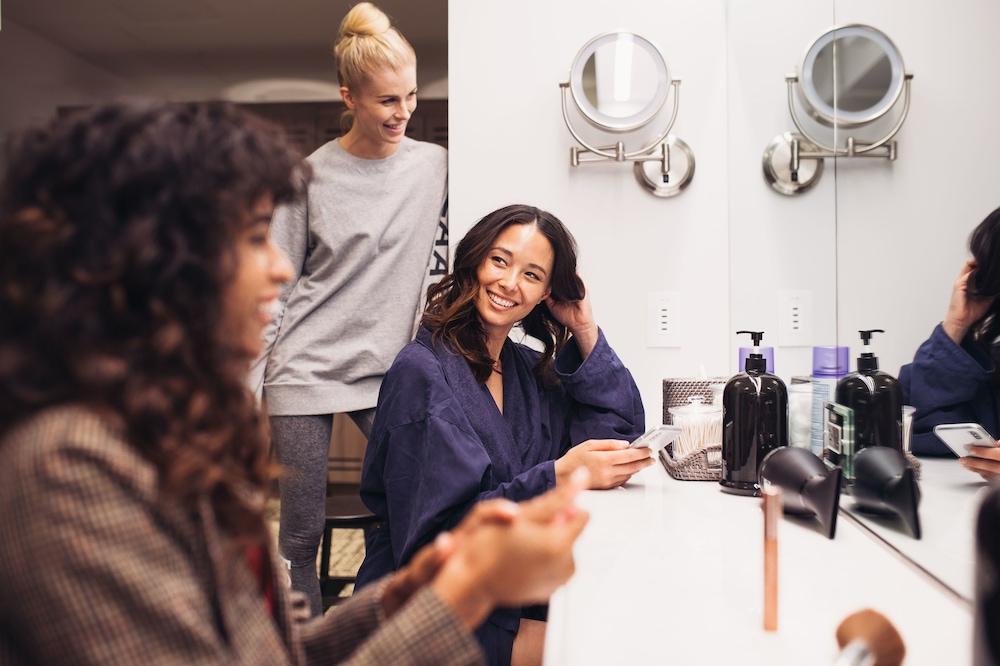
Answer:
333, 2, 416, 90
338, 2, 390, 39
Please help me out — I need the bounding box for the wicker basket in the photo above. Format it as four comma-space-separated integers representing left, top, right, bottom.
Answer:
658, 443, 723, 481
662, 377, 728, 425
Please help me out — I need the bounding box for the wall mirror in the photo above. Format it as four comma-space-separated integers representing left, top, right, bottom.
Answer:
570, 32, 669, 132
763, 23, 913, 195
560, 31, 695, 197
829, 1, 1000, 616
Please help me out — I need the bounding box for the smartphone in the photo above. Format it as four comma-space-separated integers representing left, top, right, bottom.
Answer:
628, 425, 683, 453
933, 423, 998, 457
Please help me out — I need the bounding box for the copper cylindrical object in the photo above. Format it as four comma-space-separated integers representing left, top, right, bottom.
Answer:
762, 483, 780, 632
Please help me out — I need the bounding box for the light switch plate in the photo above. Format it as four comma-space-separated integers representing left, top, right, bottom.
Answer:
647, 291, 681, 348
777, 289, 813, 347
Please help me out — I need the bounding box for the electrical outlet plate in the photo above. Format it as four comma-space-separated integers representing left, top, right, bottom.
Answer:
777, 289, 814, 347
647, 291, 681, 348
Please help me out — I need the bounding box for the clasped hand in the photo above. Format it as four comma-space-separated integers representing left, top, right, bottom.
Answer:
381, 468, 591, 625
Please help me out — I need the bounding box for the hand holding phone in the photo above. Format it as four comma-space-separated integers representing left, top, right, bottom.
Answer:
933, 423, 998, 457
628, 425, 683, 454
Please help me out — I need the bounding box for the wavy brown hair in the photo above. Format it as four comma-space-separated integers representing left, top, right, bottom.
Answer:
0, 101, 308, 545
422, 204, 584, 384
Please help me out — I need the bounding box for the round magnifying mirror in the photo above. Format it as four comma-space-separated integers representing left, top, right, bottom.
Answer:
569, 32, 669, 133
799, 24, 904, 128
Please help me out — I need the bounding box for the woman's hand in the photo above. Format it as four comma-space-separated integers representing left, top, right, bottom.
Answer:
429, 470, 591, 629
554, 439, 655, 489
381, 500, 518, 618
961, 445, 1000, 481
943, 260, 995, 344
545, 291, 598, 358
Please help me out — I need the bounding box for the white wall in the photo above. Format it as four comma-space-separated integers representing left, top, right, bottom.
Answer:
832, 0, 1000, 377
0, 21, 129, 136
449, 0, 732, 421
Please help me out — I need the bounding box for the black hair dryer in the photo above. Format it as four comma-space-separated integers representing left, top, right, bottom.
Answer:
974, 484, 1000, 664
759, 447, 841, 539
851, 447, 922, 539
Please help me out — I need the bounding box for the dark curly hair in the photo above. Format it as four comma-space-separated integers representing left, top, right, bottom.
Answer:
422, 204, 584, 384
0, 101, 309, 544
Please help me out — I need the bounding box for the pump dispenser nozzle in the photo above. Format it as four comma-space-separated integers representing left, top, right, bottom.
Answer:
857, 329, 885, 372
737, 331, 767, 373
738, 330, 765, 347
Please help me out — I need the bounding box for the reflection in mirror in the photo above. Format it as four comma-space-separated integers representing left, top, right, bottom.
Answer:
580, 34, 662, 121
812, 35, 893, 113
840, 460, 981, 603
763, 23, 912, 196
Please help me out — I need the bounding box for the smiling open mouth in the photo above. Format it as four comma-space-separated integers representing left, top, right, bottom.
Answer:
487, 291, 517, 309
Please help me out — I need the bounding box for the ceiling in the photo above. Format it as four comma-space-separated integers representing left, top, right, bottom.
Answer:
5, 0, 447, 84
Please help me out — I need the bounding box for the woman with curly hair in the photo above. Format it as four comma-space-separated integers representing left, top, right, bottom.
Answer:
357, 204, 650, 666
0, 101, 589, 665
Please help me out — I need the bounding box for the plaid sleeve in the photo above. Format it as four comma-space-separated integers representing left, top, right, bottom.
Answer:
297, 577, 388, 662
299, 581, 482, 666
0, 415, 229, 664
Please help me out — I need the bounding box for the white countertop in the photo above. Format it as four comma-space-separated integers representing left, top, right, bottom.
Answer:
544, 462, 972, 665
842, 457, 989, 602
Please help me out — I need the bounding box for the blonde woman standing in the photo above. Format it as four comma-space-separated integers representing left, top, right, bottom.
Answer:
252, 2, 448, 617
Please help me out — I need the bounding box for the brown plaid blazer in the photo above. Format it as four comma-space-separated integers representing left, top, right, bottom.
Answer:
0, 406, 484, 665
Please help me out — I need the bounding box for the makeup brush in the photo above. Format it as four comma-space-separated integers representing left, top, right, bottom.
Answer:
834, 609, 905, 666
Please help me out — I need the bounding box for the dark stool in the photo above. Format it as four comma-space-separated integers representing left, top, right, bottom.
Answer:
319, 491, 380, 609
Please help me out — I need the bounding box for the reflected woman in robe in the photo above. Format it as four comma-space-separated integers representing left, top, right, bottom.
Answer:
356, 204, 650, 666
901, 205, 1000, 478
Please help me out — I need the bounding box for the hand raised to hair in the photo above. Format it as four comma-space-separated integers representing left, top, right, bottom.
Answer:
943, 260, 995, 344
545, 282, 598, 358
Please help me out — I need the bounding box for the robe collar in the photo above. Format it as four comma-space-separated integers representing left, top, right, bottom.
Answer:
415, 328, 543, 479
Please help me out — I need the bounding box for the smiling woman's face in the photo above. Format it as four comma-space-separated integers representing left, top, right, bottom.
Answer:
474, 222, 554, 339
343, 64, 418, 151
221, 194, 293, 358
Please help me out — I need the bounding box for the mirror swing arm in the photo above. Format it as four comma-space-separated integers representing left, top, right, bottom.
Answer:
559, 78, 681, 168
559, 79, 694, 197
783, 70, 914, 176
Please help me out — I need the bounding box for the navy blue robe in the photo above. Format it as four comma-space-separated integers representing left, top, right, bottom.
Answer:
356, 327, 644, 664
900, 323, 1000, 456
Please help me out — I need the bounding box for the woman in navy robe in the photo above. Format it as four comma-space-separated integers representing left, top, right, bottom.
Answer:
901, 205, 1000, 479
356, 204, 650, 665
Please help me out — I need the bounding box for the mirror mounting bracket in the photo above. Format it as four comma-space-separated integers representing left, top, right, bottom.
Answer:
560, 79, 694, 197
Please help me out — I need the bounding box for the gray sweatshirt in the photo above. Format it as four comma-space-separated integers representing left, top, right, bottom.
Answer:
251, 137, 448, 415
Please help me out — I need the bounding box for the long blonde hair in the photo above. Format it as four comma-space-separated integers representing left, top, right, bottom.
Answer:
333, 2, 416, 131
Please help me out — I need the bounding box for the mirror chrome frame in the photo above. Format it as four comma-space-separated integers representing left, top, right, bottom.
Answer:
568, 32, 670, 133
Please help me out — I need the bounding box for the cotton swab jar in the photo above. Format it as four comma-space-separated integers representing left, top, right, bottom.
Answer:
667, 396, 723, 459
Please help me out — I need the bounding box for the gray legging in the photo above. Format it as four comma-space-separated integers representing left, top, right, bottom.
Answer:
270, 409, 375, 617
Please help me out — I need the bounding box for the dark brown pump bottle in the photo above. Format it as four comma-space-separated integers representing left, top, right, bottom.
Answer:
721, 331, 788, 496
835, 329, 903, 452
